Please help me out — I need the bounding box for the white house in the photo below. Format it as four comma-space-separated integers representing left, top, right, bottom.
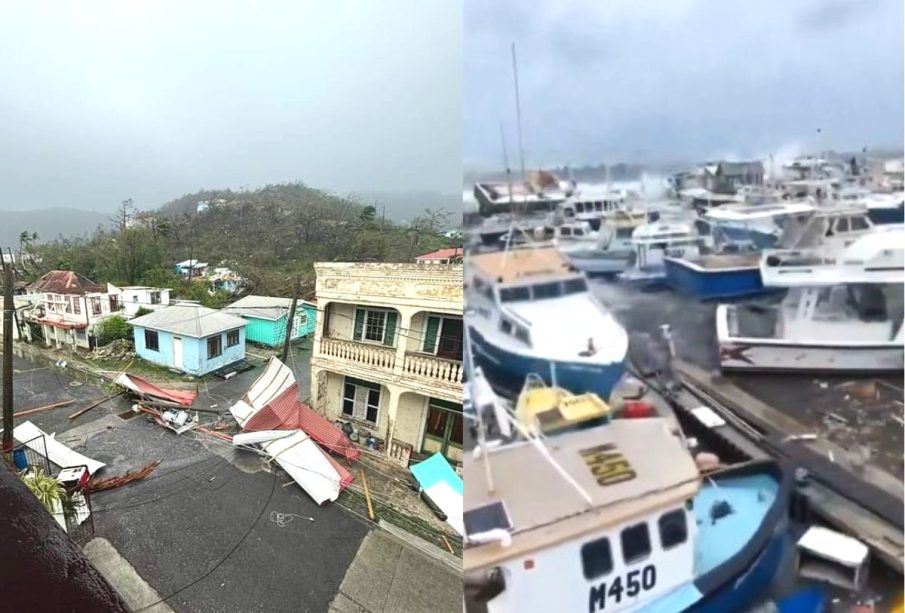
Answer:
26, 271, 121, 349
109, 285, 172, 318
175, 260, 209, 277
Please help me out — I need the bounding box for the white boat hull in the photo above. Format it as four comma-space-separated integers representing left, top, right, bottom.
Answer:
715, 305, 904, 373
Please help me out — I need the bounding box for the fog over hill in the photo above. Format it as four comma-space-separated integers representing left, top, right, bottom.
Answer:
0, 208, 109, 250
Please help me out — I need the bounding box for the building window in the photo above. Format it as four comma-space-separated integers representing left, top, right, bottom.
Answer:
658, 510, 688, 550
109, 295, 119, 311
72, 297, 81, 314
90, 297, 101, 316
207, 335, 222, 359
145, 329, 159, 351
132, 295, 139, 302
621, 523, 652, 565
424, 399, 464, 449
422, 315, 463, 360
150, 291, 161, 305
352, 308, 397, 346
226, 329, 240, 348
342, 377, 380, 425
580, 537, 613, 580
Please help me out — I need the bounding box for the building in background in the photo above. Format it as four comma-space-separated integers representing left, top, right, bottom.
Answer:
25, 271, 121, 349
109, 285, 172, 318
223, 295, 316, 347
415, 247, 463, 265
128, 303, 247, 376
310, 262, 463, 466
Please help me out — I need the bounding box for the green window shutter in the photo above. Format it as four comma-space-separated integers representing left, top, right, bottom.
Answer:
422, 316, 440, 352
383, 311, 397, 346
353, 308, 365, 341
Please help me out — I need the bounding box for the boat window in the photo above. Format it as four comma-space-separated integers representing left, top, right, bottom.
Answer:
850, 216, 870, 231
595, 202, 603, 212
574, 227, 585, 237
531, 282, 563, 300
560, 227, 572, 237
658, 510, 688, 550
514, 326, 531, 346
835, 218, 850, 233
576, 202, 585, 213
616, 227, 634, 239
499, 286, 531, 302
564, 207, 575, 218
500, 319, 513, 334
620, 523, 652, 564
580, 537, 614, 580
563, 278, 587, 295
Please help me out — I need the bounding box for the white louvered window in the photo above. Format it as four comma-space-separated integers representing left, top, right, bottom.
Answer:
342, 378, 380, 425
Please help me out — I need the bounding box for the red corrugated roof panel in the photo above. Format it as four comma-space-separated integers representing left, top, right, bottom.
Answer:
244, 383, 361, 462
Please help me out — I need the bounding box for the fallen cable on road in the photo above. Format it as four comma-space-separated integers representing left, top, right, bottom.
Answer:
87, 460, 162, 493
269, 511, 315, 527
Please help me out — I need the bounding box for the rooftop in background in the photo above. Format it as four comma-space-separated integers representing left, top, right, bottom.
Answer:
469, 247, 575, 285
224, 295, 315, 321
127, 303, 246, 337
465, 418, 699, 569
416, 247, 463, 262
28, 271, 103, 295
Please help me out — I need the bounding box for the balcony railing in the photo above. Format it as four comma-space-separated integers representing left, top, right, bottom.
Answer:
319, 338, 396, 370
403, 352, 463, 385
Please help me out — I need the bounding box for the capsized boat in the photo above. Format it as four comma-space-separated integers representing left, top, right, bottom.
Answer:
466, 246, 628, 399
717, 228, 904, 373
464, 417, 791, 612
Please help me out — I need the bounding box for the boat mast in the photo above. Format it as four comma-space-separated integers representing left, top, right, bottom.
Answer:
512, 42, 526, 182
465, 326, 495, 494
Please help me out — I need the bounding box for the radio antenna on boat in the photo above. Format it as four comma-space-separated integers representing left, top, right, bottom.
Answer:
511, 42, 526, 182
465, 326, 495, 493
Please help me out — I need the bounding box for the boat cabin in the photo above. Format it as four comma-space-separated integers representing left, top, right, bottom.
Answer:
559, 193, 628, 229
465, 418, 700, 613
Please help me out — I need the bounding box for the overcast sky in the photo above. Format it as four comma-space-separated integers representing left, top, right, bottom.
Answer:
465, 0, 904, 169
0, 1, 461, 212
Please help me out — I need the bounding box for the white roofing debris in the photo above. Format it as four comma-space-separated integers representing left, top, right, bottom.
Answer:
261, 431, 343, 504
232, 430, 294, 446
12, 421, 106, 475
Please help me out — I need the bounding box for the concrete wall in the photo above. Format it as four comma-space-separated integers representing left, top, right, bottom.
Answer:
326, 302, 356, 339
395, 392, 427, 448
0, 464, 129, 612
133, 325, 245, 376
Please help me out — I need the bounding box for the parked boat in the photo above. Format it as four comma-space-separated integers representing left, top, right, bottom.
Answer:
557, 188, 630, 230
464, 416, 792, 612
466, 247, 628, 399
716, 228, 904, 373
664, 204, 884, 300
860, 192, 904, 226
618, 220, 710, 286
564, 211, 647, 276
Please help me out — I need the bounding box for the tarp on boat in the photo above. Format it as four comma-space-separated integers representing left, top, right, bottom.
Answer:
115, 373, 198, 407
411, 453, 463, 535
260, 431, 351, 504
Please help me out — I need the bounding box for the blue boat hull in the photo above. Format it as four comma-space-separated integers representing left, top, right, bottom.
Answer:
664, 258, 769, 300
468, 326, 624, 398
868, 206, 904, 225
688, 461, 792, 613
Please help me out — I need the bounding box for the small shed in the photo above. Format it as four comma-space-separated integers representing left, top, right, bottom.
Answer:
222, 295, 315, 347
128, 303, 247, 376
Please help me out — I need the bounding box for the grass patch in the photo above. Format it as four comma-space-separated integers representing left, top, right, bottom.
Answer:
339, 487, 463, 557
81, 355, 196, 384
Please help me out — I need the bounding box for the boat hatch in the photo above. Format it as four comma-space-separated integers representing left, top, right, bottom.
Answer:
465, 500, 514, 542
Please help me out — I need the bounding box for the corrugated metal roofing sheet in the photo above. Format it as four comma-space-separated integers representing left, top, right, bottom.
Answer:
127, 303, 246, 338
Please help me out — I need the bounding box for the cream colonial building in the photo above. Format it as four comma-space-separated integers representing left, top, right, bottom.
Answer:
310, 262, 464, 466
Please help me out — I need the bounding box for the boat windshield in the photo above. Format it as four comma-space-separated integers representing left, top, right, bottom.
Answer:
498, 277, 588, 302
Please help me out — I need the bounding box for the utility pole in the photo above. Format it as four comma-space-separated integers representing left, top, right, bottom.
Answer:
281, 276, 300, 363
2, 256, 14, 457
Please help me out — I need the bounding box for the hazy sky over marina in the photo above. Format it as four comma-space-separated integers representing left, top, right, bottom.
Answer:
464, 0, 904, 169
0, 1, 461, 212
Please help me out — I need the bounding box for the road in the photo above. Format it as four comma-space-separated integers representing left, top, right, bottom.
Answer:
2, 348, 461, 613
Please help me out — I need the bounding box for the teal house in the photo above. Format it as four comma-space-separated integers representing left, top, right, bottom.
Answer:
223, 295, 316, 348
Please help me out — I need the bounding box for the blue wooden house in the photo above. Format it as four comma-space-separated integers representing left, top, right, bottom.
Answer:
128, 303, 247, 376
222, 295, 316, 348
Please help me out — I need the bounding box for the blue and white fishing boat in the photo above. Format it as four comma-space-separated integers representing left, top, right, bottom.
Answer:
664, 205, 882, 300
663, 203, 815, 300
464, 415, 792, 613
618, 219, 710, 286
466, 246, 628, 399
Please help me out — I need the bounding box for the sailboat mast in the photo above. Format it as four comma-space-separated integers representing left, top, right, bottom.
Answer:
501, 121, 514, 211
512, 42, 526, 181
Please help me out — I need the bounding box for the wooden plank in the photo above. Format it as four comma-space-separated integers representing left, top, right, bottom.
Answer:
67, 392, 124, 420
13, 400, 73, 417
360, 469, 375, 521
